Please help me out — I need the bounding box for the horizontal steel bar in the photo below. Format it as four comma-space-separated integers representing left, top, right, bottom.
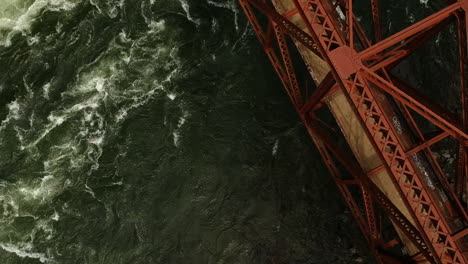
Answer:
359, 2, 461, 60
405, 131, 450, 157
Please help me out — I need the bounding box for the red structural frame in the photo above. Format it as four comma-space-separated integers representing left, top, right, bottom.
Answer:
238, 0, 468, 263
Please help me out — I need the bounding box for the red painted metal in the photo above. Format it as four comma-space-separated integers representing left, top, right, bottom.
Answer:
370, 0, 382, 42
456, 11, 468, 204
359, 3, 461, 60
306, 117, 437, 264
300, 72, 335, 114
405, 132, 450, 157
361, 69, 467, 141
274, 24, 303, 106
239, 0, 468, 263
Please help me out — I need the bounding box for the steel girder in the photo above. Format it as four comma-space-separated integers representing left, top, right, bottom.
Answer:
239, 0, 468, 263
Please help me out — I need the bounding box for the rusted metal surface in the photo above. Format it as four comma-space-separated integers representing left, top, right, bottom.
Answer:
239, 0, 468, 263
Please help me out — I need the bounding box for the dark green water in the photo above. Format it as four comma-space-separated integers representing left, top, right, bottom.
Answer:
0, 0, 454, 263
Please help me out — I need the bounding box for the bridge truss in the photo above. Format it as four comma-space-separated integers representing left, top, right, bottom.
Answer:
238, 0, 468, 263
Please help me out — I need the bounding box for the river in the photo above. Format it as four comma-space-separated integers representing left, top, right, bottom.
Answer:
0, 0, 455, 263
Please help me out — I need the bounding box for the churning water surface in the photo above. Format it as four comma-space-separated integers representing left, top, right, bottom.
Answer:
0, 0, 455, 263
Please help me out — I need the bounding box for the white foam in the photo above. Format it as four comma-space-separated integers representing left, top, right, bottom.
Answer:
272, 139, 279, 155
94, 78, 105, 93
335, 5, 346, 21
178, 112, 188, 127
29, 111, 35, 128
148, 19, 165, 32
18, 175, 58, 202
84, 184, 96, 199
167, 92, 177, 100
173, 110, 190, 147
0, 0, 78, 46
231, 23, 249, 51
27, 35, 39, 45
178, 0, 200, 26
115, 109, 127, 122
21, 113, 67, 149
33, 218, 55, 240
0, 242, 50, 263
42, 83, 50, 99
0, 99, 21, 132
173, 131, 181, 147
51, 211, 59, 221
435, 34, 441, 45
55, 22, 62, 33
7, 100, 20, 117
23, 76, 109, 150
111, 180, 123, 186
88, 135, 104, 146
0, 194, 19, 218
207, 0, 239, 31
123, 55, 130, 64
211, 18, 218, 33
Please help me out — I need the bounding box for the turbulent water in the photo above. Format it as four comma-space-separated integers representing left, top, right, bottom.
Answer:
0, 0, 457, 263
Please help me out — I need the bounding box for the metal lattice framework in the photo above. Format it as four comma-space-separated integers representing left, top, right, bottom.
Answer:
239, 0, 468, 263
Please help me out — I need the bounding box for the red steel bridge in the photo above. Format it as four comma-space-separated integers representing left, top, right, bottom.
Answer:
238, 0, 468, 263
